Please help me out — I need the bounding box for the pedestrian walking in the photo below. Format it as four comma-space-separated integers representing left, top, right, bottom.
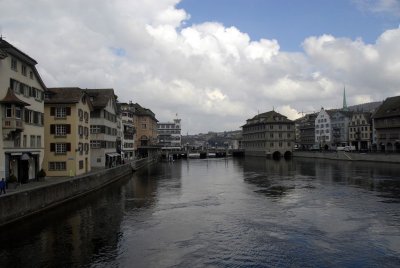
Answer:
0, 178, 6, 195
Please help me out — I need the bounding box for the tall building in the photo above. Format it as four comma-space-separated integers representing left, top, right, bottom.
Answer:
0, 38, 46, 182
298, 113, 317, 150
43, 88, 92, 176
118, 102, 136, 160
86, 89, 120, 168
315, 108, 333, 149
372, 96, 400, 152
349, 112, 373, 151
131, 103, 158, 157
242, 110, 295, 157
330, 110, 353, 147
157, 118, 181, 148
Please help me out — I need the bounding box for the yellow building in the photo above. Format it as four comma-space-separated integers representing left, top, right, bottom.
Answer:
43, 88, 93, 177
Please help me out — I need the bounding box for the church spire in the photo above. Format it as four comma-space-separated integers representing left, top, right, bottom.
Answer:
343, 85, 348, 110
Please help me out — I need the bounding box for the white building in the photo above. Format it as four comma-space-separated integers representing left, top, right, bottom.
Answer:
0, 38, 46, 182
87, 89, 120, 168
315, 108, 332, 149
119, 103, 136, 160
157, 118, 182, 148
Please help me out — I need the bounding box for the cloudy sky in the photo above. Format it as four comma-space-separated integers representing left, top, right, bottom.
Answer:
1, 0, 400, 134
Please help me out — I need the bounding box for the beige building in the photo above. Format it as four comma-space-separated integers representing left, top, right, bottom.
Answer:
242, 111, 295, 158
131, 103, 158, 157
0, 38, 46, 182
349, 112, 372, 151
43, 88, 93, 177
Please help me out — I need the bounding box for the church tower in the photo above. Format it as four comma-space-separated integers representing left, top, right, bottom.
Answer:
343, 86, 348, 111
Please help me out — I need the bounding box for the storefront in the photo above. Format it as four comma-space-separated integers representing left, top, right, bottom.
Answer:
5, 151, 40, 183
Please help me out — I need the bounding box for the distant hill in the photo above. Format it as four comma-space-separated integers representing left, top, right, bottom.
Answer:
347, 101, 382, 113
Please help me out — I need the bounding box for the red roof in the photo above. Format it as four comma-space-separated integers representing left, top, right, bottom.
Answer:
0, 88, 30, 106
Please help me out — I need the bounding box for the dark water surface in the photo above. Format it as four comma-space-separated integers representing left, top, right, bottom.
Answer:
1, 157, 400, 267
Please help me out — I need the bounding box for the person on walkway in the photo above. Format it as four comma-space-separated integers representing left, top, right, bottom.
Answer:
0, 178, 6, 195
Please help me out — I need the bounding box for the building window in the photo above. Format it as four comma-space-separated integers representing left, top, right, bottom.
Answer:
11, 58, 17, 71
90, 125, 100, 134
90, 140, 101, 149
84, 112, 89, 123
79, 160, 84, 169
15, 107, 22, 119
78, 125, 83, 137
36, 136, 41, 148
5, 105, 12, 118
23, 135, 27, 147
78, 109, 83, 121
21, 65, 27, 76
55, 143, 67, 154
30, 71, 34, 79
142, 124, 147, 129
30, 135, 36, 147
56, 107, 67, 118
57, 125, 67, 136
49, 162, 66, 171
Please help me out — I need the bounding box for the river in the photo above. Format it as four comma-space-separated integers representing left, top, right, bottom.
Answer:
1, 157, 400, 267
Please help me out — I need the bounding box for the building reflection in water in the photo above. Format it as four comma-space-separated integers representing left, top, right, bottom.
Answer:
0, 176, 127, 267
241, 156, 400, 202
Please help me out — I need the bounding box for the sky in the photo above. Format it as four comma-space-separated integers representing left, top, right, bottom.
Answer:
1, 0, 400, 134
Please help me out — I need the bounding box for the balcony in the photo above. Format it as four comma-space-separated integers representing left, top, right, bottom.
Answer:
3, 118, 24, 131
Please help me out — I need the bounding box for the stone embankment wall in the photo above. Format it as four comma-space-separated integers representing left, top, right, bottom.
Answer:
294, 151, 400, 163
0, 157, 155, 227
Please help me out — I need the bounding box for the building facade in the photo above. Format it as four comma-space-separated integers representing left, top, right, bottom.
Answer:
242, 111, 295, 157
157, 118, 182, 148
86, 89, 120, 168
132, 103, 158, 157
119, 102, 136, 160
372, 96, 400, 152
298, 113, 317, 150
331, 110, 353, 148
43, 88, 92, 177
315, 108, 333, 149
0, 38, 46, 182
349, 112, 373, 151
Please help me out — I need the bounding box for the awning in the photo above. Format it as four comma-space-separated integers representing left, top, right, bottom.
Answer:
107, 153, 120, 157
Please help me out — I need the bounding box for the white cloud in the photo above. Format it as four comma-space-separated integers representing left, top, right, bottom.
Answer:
354, 0, 400, 17
1, 0, 400, 134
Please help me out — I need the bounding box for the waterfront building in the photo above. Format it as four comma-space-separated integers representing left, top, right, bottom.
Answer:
118, 102, 136, 160
86, 89, 120, 168
315, 108, 334, 149
372, 96, 400, 152
242, 110, 295, 158
43, 88, 92, 176
157, 118, 182, 148
298, 113, 317, 150
0, 38, 46, 182
131, 103, 158, 157
349, 112, 373, 151
330, 110, 353, 148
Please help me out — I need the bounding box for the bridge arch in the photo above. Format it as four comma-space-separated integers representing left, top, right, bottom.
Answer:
272, 151, 281, 160
284, 151, 292, 159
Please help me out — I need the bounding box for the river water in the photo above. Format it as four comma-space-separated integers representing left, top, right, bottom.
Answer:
1, 157, 400, 267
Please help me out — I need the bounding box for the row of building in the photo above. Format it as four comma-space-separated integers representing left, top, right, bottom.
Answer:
242, 92, 400, 156
0, 38, 182, 182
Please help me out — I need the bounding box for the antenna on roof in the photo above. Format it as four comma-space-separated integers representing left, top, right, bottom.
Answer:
0, 26, 3, 40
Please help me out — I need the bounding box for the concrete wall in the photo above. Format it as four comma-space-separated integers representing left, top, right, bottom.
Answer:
294, 151, 400, 163
0, 163, 132, 227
